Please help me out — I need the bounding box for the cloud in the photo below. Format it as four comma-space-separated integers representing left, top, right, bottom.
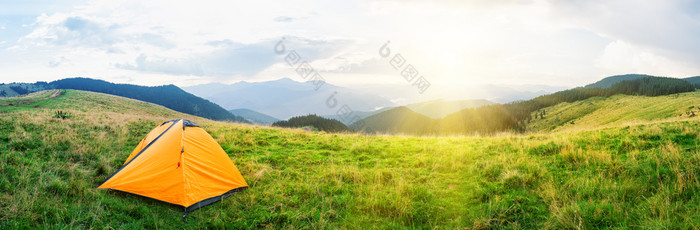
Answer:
11, 0, 364, 83
22, 15, 116, 48
273, 16, 294, 22
595, 40, 700, 77
547, 0, 700, 64
3, 0, 700, 90
202, 41, 278, 76
64, 16, 89, 30
205, 40, 237, 47
319, 57, 394, 75
134, 32, 175, 49
48, 56, 68, 67
20, 14, 175, 53
276, 36, 357, 62
115, 37, 355, 78
375, 0, 534, 8
115, 54, 204, 76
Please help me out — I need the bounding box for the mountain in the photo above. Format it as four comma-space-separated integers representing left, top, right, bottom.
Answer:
439, 76, 696, 134
352, 75, 697, 135
272, 114, 352, 133
586, 74, 700, 89
584, 74, 659, 88
324, 99, 493, 126
0, 77, 247, 123
682, 76, 700, 85
356, 83, 566, 105
349, 106, 436, 135
405, 99, 494, 119
0, 82, 53, 97
323, 99, 493, 125
321, 107, 392, 125
229, 108, 279, 124
183, 78, 395, 119
436, 84, 568, 104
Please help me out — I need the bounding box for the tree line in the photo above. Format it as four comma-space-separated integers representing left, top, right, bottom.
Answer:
272, 114, 352, 133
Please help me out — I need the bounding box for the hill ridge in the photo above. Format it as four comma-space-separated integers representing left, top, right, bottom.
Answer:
0, 77, 247, 123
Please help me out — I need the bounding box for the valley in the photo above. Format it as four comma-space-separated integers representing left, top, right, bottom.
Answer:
0, 89, 698, 228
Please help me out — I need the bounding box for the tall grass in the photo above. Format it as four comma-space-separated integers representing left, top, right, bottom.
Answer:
0, 90, 698, 229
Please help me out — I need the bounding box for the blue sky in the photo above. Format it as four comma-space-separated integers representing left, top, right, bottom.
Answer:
1, 0, 700, 100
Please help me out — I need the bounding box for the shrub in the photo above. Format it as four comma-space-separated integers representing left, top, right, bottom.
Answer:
53, 110, 72, 119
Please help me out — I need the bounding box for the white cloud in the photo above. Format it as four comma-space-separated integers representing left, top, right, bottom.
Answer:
48, 56, 68, 68
4, 0, 373, 85
547, 0, 700, 64
595, 40, 700, 77
0, 0, 699, 94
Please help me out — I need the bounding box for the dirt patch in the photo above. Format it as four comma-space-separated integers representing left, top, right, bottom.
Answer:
49, 90, 61, 99
0, 89, 62, 106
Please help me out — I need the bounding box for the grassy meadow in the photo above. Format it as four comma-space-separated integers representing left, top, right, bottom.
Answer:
0, 90, 699, 229
527, 91, 700, 133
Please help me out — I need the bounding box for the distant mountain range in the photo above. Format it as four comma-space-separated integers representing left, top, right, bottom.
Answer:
229, 108, 280, 124
354, 83, 567, 105
5, 74, 697, 135
321, 108, 391, 126
183, 78, 395, 120
404, 99, 494, 119
584, 74, 700, 88
183, 78, 501, 126
439, 85, 567, 104
319, 99, 492, 125
350, 74, 699, 135
336, 99, 493, 132
0, 78, 247, 123
349, 107, 436, 134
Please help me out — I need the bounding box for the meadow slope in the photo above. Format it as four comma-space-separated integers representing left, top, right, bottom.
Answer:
0, 90, 698, 229
528, 91, 700, 133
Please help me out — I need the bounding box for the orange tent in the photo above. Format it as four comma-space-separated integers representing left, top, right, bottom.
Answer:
98, 119, 247, 213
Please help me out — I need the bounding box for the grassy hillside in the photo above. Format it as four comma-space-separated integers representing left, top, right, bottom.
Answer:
528, 91, 700, 132
356, 76, 696, 135
1, 90, 699, 228
0, 78, 247, 123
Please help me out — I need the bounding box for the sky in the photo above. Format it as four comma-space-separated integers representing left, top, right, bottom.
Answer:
1, 0, 700, 100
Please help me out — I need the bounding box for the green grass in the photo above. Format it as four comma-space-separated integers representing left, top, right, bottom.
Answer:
0, 90, 699, 228
528, 92, 700, 133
